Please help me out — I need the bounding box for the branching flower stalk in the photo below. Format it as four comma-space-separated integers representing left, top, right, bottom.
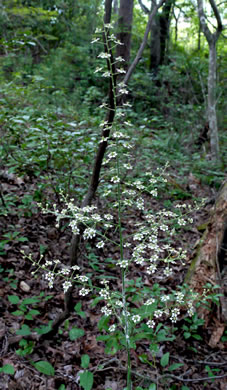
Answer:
26, 24, 213, 390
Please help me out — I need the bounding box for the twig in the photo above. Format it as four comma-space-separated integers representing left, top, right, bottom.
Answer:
161, 372, 227, 383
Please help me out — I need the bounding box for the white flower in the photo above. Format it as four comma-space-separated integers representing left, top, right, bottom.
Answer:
79, 288, 90, 296
69, 220, 80, 234
147, 320, 155, 329
83, 228, 96, 240
96, 241, 105, 248
134, 257, 145, 265
94, 66, 103, 73
136, 198, 144, 210
145, 298, 155, 305
60, 268, 70, 275
175, 291, 184, 304
170, 308, 180, 323
119, 88, 129, 95
116, 68, 126, 74
131, 315, 141, 324
77, 275, 89, 282
117, 259, 129, 268
133, 232, 144, 241
111, 176, 120, 184
91, 213, 102, 222
98, 52, 111, 59
113, 131, 124, 139
161, 295, 170, 302
115, 300, 123, 307
178, 218, 186, 226
62, 280, 72, 293
44, 260, 53, 266
102, 71, 111, 78
154, 310, 163, 319
150, 189, 158, 197
115, 39, 124, 45
116, 56, 125, 62
101, 306, 112, 316
99, 288, 110, 299
109, 324, 116, 332
160, 224, 168, 231
123, 163, 132, 170
91, 37, 100, 44
71, 265, 80, 271
163, 267, 173, 277
104, 214, 113, 220
108, 151, 117, 159
104, 23, 113, 29
147, 264, 157, 274
149, 178, 157, 184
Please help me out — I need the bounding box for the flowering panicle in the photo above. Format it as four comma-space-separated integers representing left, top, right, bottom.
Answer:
27, 26, 207, 366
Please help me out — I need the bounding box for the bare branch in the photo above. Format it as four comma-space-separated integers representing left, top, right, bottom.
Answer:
123, 0, 165, 86
138, 0, 150, 14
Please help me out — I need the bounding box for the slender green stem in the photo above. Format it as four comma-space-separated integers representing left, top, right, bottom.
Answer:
104, 27, 132, 389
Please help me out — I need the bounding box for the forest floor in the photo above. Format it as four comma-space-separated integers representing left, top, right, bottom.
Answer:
0, 166, 226, 390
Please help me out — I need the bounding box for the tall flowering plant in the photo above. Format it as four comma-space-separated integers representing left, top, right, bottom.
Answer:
27, 24, 206, 390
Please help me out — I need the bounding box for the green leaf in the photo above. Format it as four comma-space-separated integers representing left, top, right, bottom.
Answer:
79, 370, 93, 390
183, 332, 191, 339
28, 309, 40, 316
8, 295, 20, 304
33, 361, 55, 376
12, 310, 24, 316
16, 324, 31, 336
149, 384, 157, 390
98, 315, 110, 331
81, 354, 90, 369
22, 297, 40, 305
58, 385, 66, 390
160, 352, 169, 367
168, 363, 184, 371
0, 364, 15, 375
34, 322, 52, 335
139, 354, 149, 364
74, 302, 86, 318
181, 387, 190, 390
192, 334, 202, 340
69, 327, 84, 341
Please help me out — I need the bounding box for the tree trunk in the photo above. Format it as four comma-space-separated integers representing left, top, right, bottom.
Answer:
116, 0, 134, 69
208, 39, 219, 160
185, 181, 227, 322
150, 14, 161, 70
159, 0, 173, 65
197, 0, 223, 161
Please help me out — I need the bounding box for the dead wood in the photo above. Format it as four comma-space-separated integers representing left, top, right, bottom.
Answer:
185, 180, 227, 322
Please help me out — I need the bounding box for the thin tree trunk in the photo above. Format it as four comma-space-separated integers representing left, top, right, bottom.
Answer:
208, 40, 219, 160
197, 0, 223, 161
159, 0, 173, 65
116, 0, 134, 70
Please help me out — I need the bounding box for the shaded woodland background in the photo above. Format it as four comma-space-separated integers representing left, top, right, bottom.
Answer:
0, 0, 226, 389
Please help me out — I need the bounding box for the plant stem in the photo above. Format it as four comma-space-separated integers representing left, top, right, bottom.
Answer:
116, 141, 132, 389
